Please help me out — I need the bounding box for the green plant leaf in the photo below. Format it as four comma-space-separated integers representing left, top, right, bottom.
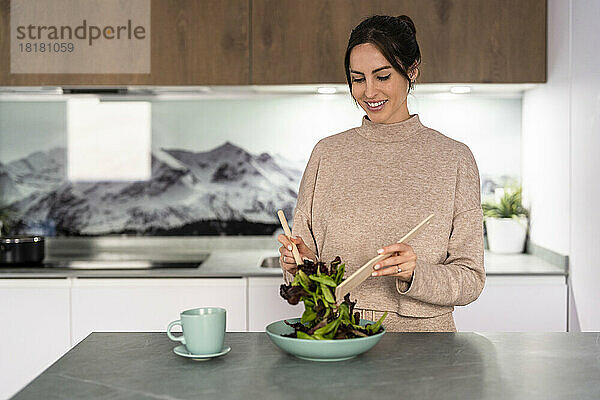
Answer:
296, 331, 315, 340
301, 307, 317, 324
321, 283, 335, 304
482, 185, 529, 220
309, 274, 337, 287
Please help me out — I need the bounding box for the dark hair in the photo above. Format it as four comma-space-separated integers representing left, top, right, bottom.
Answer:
344, 15, 421, 103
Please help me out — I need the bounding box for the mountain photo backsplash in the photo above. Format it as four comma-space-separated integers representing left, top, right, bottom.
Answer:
0, 142, 303, 236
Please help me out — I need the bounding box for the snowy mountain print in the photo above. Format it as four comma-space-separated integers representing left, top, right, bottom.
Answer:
0, 142, 304, 236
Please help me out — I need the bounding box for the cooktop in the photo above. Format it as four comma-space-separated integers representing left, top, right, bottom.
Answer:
41, 260, 204, 269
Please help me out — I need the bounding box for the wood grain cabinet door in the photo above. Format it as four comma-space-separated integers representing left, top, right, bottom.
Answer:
148, 0, 250, 85
0, 0, 250, 85
0, 0, 545, 85
251, 0, 546, 84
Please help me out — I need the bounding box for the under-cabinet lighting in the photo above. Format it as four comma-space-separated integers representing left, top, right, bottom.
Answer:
450, 86, 471, 94
317, 87, 337, 94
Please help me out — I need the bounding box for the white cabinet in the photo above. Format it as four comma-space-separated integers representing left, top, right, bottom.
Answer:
71, 278, 247, 345
249, 275, 569, 332
0, 279, 71, 400
247, 277, 300, 331
454, 276, 567, 332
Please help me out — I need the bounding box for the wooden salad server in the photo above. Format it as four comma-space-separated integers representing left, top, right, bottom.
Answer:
334, 213, 435, 304
276, 210, 303, 265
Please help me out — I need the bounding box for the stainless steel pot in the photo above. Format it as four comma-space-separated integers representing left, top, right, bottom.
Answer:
0, 236, 45, 265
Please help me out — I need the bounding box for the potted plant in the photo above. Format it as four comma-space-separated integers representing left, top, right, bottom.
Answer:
482, 185, 529, 253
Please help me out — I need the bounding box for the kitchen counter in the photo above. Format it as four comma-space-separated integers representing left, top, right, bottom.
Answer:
12, 331, 600, 400
483, 250, 566, 275
0, 250, 280, 278
0, 249, 566, 278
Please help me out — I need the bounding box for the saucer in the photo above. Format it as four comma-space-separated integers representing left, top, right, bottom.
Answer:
173, 345, 231, 361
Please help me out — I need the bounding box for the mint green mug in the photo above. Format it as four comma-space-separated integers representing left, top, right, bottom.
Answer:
167, 307, 226, 355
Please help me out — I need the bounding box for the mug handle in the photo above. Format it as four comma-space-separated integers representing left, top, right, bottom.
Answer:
167, 320, 186, 344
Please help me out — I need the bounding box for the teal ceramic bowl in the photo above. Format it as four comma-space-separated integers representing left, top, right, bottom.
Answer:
265, 318, 386, 362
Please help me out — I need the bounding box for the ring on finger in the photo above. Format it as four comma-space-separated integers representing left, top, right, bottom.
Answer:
397, 266, 402, 273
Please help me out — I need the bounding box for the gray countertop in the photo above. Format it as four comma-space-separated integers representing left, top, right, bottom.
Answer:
0, 250, 280, 278
483, 250, 566, 275
12, 332, 600, 400
0, 250, 566, 279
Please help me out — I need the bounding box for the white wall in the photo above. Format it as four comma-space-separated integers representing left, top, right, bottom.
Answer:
522, 0, 600, 331
415, 96, 522, 179
522, 0, 570, 256
569, 0, 600, 331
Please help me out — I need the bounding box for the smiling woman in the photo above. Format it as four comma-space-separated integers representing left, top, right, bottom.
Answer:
277, 15, 485, 332
345, 15, 420, 124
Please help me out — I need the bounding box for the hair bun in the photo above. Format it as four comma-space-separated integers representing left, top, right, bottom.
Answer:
397, 15, 416, 35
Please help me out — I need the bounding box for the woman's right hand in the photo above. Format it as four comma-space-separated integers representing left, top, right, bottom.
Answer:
277, 234, 317, 275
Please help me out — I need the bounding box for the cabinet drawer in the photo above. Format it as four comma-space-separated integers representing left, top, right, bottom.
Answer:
454, 276, 567, 332
71, 278, 247, 344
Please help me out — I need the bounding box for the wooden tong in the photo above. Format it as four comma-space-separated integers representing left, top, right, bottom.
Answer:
334, 213, 435, 304
277, 210, 303, 265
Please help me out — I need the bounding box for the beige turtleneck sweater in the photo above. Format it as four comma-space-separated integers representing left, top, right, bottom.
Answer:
284, 114, 485, 328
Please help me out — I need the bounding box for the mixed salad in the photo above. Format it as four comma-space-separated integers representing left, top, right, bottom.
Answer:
279, 256, 387, 340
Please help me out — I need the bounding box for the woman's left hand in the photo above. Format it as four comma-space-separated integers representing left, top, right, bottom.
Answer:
371, 242, 416, 283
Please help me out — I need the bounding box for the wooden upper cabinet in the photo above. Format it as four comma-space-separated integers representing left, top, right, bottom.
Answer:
252, 0, 546, 84
0, 0, 250, 86
0, 0, 545, 86
147, 0, 249, 85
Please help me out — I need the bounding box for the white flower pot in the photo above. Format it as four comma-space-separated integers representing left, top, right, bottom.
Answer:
485, 216, 528, 254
